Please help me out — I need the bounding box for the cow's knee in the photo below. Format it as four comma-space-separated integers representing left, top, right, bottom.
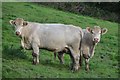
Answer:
32, 52, 37, 57
83, 54, 90, 59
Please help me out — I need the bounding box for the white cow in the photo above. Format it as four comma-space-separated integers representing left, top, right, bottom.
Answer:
81, 26, 107, 71
9, 18, 83, 71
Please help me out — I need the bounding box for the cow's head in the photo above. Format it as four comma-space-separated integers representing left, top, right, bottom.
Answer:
86, 26, 108, 44
9, 18, 28, 36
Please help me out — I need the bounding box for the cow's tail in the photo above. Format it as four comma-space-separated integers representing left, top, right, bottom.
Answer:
79, 29, 83, 66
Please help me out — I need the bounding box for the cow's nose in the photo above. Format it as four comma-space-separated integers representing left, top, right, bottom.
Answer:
16, 31, 20, 36
94, 38, 99, 42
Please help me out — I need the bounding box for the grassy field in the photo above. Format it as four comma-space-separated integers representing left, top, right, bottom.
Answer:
2, 2, 118, 78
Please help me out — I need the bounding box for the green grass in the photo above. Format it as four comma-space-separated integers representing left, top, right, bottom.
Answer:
2, 2, 118, 78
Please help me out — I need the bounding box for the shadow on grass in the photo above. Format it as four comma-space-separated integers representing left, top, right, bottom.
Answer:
2, 44, 28, 60
2, 44, 69, 70
41, 59, 69, 70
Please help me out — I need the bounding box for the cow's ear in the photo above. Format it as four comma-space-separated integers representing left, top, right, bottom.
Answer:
86, 27, 92, 33
9, 20, 15, 25
101, 28, 108, 35
23, 21, 28, 26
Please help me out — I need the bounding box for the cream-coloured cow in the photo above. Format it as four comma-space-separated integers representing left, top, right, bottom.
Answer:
9, 18, 83, 71
81, 26, 107, 71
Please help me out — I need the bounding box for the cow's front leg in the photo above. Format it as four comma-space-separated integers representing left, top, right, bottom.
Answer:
85, 58, 90, 71
20, 40, 25, 49
32, 43, 39, 65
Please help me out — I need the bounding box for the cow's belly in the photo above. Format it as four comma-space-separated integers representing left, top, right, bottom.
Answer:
40, 42, 67, 52
40, 37, 67, 52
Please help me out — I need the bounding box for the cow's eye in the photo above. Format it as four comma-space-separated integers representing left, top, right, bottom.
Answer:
14, 23, 16, 26
91, 30, 94, 34
98, 31, 101, 34
13, 22, 16, 25
21, 24, 23, 26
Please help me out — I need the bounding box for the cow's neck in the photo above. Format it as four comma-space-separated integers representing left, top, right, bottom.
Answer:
87, 33, 97, 58
21, 25, 31, 38
85, 33, 94, 46
89, 40, 98, 58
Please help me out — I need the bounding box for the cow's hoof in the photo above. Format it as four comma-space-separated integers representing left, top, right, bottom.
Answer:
73, 67, 79, 72
60, 61, 64, 64
32, 61, 36, 65
85, 68, 90, 72
69, 63, 73, 70
79, 63, 82, 67
72, 64, 80, 72
71, 67, 79, 72
71, 68, 78, 73
32, 61, 39, 65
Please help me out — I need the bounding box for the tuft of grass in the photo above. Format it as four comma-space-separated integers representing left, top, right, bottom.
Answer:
2, 2, 118, 78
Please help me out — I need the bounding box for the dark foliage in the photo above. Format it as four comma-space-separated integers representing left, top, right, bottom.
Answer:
35, 2, 119, 23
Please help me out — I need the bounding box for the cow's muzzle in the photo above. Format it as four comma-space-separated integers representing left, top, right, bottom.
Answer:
16, 31, 20, 36
93, 38, 99, 43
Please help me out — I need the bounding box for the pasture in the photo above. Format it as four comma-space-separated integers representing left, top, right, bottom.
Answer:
2, 2, 118, 78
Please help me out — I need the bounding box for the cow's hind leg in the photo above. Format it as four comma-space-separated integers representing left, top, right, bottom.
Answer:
79, 50, 83, 67
58, 52, 64, 64
32, 43, 39, 65
57, 48, 68, 64
54, 52, 57, 60
68, 47, 80, 72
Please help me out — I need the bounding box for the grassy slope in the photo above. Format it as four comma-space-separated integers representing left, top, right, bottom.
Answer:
2, 2, 118, 78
